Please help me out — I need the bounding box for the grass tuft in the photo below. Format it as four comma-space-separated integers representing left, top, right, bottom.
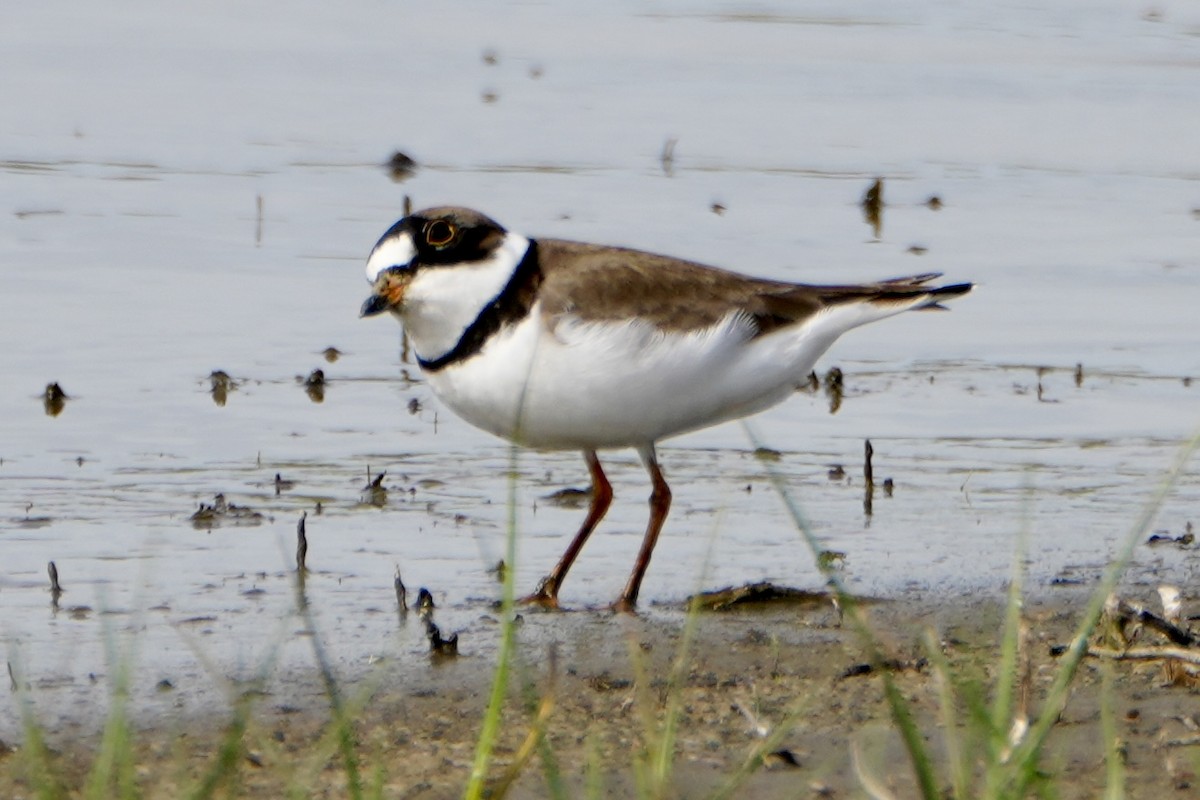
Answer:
744, 420, 1200, 799
464, 444, 523, 800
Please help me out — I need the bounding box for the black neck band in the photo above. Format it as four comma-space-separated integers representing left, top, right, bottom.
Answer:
417, 240, 543, 373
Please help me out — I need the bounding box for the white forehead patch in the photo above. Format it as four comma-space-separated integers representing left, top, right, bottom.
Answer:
366, 230, 416, 282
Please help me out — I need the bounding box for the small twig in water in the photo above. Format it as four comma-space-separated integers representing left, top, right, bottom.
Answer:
48, 561, 63, 606
395, 566, 408, 612
296, 512, 308, 573
863, 439, 875, 517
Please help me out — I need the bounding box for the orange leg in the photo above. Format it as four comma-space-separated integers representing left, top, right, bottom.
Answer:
611, 446, 671, 614
521, 450, 613, 609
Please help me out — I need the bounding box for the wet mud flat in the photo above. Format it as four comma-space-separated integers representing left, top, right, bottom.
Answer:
3, 360, 1199, 797
4, 1, 1200, 796
3, 586, 1200, 799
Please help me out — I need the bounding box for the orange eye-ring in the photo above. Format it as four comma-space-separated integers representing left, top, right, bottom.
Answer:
425, 220, 456, 247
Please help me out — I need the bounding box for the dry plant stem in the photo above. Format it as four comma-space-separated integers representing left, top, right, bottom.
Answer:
851, 737, 899, 800
1164, 735, 1200, 747
487, 679, 557, 799
1086, 646, 1200, 666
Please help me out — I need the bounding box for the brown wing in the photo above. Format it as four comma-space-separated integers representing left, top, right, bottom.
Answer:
534, 239, 970, 336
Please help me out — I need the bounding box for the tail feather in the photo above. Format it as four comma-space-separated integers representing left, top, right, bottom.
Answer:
795, 276, 973, 341
751, 274, 971, 337
807, 274, 973, 309
911, 281, 973, 310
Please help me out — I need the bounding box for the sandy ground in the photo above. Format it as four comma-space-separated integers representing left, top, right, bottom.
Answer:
3, 588, 1199, 799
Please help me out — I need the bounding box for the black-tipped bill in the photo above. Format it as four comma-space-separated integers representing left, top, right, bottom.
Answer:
360, 293, 390, 318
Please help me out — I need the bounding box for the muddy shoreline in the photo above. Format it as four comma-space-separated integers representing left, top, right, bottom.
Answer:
4, 585, 1198, 798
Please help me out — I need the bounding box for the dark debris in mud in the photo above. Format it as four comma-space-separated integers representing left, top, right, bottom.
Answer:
839, 657, 928, 680
688, 581, 833, 611
1147, 522, 1194, 549
43, 382, 68, 416
823, 366, 844, 414
425, 620, 459, 658
273, 473, 295, 494
384, 151, 417, 182
362, 468, 388, 506
540, 486, 592, 508
860, 176, 883, 239
1088, 587, 1200, 687
208, 370, 235, 406
301, 369, 325, 403
189, 493, 265, 529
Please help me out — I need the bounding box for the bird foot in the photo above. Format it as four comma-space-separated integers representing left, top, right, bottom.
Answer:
518, 578, 562, 610
606, 597, 638, 615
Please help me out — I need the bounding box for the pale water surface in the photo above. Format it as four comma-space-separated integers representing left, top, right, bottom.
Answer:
2, 1, 1199, 736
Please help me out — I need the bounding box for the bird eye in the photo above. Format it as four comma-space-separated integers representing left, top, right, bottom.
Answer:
425, 220, 456, 247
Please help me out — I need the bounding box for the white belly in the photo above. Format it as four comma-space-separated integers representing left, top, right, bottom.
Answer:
422, 309, 836, 450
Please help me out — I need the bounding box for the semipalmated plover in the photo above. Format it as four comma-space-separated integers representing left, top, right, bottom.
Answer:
361, 207, 971, 611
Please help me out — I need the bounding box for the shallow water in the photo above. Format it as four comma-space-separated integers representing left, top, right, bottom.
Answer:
2, 1, 1199, 737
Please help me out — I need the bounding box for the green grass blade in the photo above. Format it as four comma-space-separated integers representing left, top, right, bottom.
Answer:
8, 654, 66, 800
648, 510, 726, 796
490, 647, 565, 800
584, 733, 605, 800
464, 444, 522, 800
293, 573, 362, 799
990, 503, 1030, 738
1004, 428, 1200, 794
1100, 661, 1125, 800
923, 629, 969, 800
705, 698, 809, 800
83, 601, 139, 800
186, 710, 250, 800
741, 420, 941, 798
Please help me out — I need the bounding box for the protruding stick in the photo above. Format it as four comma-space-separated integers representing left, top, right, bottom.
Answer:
296, 512, 308, 572
395, 566, 408, 612
48, 561, 63, 606
863, 440, 875, 517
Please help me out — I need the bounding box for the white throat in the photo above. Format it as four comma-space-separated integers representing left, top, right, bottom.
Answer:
402, 232, 531, 363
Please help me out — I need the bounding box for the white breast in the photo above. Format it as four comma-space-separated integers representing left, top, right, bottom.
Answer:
423, 304, 837, 450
